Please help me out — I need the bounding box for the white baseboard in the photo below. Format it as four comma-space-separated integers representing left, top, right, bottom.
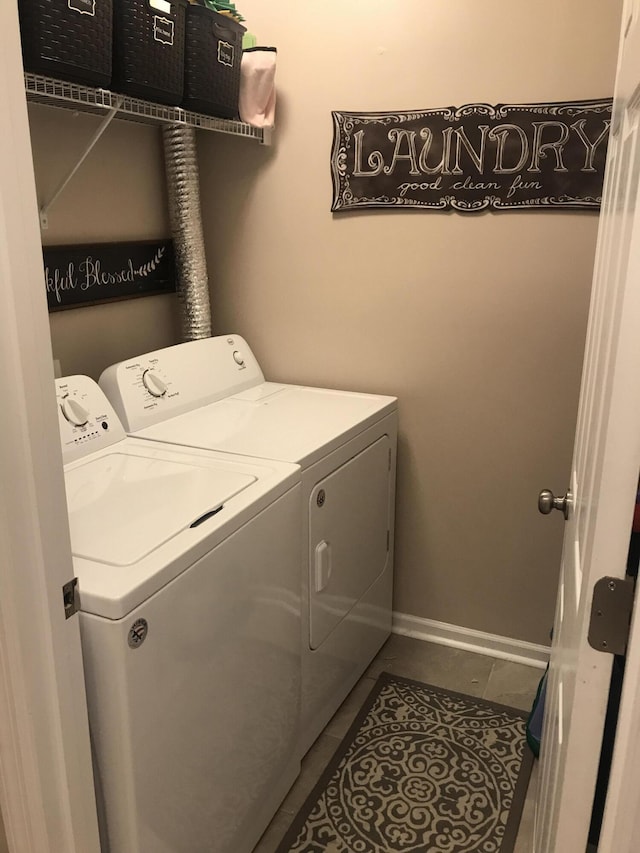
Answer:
392, 611, 550, 669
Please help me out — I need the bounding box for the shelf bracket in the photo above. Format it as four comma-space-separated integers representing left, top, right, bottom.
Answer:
39, 97, 124, 230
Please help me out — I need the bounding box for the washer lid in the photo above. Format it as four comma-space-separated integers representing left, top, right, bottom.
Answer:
66, 450, 255, 566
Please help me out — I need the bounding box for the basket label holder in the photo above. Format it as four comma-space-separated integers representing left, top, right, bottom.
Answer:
153, 15, 175, 46
68, 0, 95, 16
217, 41, 234, 67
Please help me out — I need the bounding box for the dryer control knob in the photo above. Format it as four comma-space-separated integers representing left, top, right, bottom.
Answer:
233, 351, 245, 366
142, 370, 167, 398
61, 396, 89, 427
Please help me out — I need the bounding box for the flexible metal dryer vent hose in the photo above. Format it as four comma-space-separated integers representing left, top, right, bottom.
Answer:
162, 125, 212, 341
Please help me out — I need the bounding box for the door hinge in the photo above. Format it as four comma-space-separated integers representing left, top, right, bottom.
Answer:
588, 576, 635, 656
62, 577, 79, 619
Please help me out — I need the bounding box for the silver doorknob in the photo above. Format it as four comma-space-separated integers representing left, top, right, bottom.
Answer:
538, 489, 572, 520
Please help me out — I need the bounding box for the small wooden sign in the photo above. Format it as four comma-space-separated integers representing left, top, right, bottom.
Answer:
331, 100, 612, 213
44, 240, 176, 311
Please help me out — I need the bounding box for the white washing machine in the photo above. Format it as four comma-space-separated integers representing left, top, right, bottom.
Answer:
56, 375, 302, 853
100, 335, 398, 756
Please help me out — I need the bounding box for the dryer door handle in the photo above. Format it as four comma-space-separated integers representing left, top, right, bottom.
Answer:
314, 541, 332, 593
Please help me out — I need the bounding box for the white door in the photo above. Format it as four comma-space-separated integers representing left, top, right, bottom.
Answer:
535, 2, 640, 851
0, 2, 100, 852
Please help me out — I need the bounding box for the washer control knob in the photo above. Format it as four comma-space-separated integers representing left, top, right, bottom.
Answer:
142, 370, 167, 398
61, 396, 89, 427
233, 351, 245, 366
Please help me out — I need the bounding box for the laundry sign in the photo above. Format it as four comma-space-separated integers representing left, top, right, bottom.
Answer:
43, 240, 176, 311
330, 99, 612, 213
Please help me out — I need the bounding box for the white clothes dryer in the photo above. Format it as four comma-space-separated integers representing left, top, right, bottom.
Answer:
56, 375, 302, 853
100, 335, 398, 756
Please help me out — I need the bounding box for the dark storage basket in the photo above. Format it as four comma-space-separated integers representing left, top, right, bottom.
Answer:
18, 0, 112, 87
183, 7, 245, 118
112, 0, 186, 106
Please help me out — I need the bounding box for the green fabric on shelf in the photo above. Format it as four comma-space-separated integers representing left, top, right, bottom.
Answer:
202, 0, 245, 21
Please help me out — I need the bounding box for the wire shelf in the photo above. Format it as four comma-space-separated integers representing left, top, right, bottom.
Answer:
24, 73, 265, 143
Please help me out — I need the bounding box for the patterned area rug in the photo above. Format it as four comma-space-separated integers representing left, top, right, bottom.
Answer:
277, 672, 533, 853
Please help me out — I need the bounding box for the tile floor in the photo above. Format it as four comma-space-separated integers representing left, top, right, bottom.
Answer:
252, 633, 543, 853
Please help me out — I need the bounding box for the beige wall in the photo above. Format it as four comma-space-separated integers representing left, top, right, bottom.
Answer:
198, 0, 623, 645
28, 103, 179, 379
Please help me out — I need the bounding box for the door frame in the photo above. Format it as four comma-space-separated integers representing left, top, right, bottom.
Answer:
598, 600, 640, 850
0, 2, 100, 851
595, 4, 640, 832
572, 2, 640, 848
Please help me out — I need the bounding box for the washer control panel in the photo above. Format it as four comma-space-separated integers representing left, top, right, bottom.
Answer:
56, 375, 125, 464
99, 335, 264, 433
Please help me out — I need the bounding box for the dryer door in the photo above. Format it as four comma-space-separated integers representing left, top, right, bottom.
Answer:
309, 435, 391, 650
